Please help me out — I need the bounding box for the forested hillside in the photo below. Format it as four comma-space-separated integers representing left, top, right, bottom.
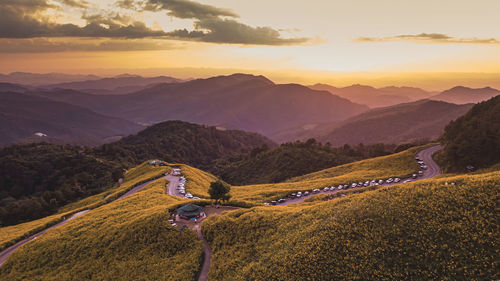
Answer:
215, 139, 398, 185
0, 121, 275, 226
440, 95, 500, 171
0, 143, 122, 226
94, 120, 277, 170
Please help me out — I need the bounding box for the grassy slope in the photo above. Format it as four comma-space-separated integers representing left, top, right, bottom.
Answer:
229, 146, 421, 203
203, 170, 499, 280
0, 180, 203, 281
179, 164, 218, 198
0, 162, 169, 252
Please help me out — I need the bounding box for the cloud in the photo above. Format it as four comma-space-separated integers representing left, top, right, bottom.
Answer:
191, 18, 308, 45
0, 38, 181, 52
0, 0, 311, 47
139, 0, 309, 45
58, 0, 90, 9
356, 33, 500, 44
138, 0, 238, 19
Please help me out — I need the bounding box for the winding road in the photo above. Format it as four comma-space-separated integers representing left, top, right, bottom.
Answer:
276, 144, 442, 206
0, 144, 443, 276
0, 174, 168, 268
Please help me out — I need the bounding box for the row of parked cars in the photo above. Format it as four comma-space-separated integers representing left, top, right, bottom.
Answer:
266, 155, 429, 205
176, 175, 200, 200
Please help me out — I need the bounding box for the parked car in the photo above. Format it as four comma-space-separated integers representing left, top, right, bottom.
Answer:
290, 193, 296, 198
422, 165, 428, 170
403, 179, 411, 183
364, 181, 370, 187
337, 185, 343, 190
304, 191, 310, 196
412, 174, 417, 179
329, 186, 336, 191
351, 183, 357, 188
387, 178, 394, 183
313, 189, 320, 193
394, 178, 401, 183
193, 196, 200, 199
418, 171, 424, 176
378, 180, 384, 185
323, 187, 330, 192
271, 201, 277, 205
278, 199, 286, 203
185, 193, 193, 199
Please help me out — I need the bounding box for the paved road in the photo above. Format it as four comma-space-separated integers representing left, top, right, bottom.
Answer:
0, 210, 90, 267
117, 175, 168, 200
0, 175, 168, 268
166, 174, 182, 197
277, 144, 442, 206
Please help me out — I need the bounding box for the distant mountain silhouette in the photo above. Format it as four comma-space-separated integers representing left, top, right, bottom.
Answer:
0, 83, 28, 93
0, 72, 101, 86
314, 100, 473, 146
309, 84, 433, 108
45, 75, 183, 95
26, 74, 369, 142
0, 92, 144, 146
430, 86, 500, 104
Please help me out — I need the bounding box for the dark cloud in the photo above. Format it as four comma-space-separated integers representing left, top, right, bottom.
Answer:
0, 1, 168, 38
140, 0, 309, 45
58, 0, 90, 9
0, 0, 310, 46
356, 33, 500, 44
0, 38, 180, 52
192, 18, 309, 45
120, 0, 238, 19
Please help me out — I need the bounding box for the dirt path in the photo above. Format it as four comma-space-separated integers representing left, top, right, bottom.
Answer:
194, 224, 211, 281
277, 144, 443, 206
0, 175, 168, 268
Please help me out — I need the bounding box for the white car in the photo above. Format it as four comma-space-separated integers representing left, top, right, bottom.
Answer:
337, 185, 343, 190
185, 193, 193, 199
351, 183, 357, 188
323, 187, 330, 192
330, 186, 336, 191
313, 189, 320, 193
403, 179, 411, 183
386, 178, 394, 183
378, 180, 384, 185
394, 178, 401, 183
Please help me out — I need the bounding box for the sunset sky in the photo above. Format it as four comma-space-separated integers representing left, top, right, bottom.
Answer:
1, 0, 500, 89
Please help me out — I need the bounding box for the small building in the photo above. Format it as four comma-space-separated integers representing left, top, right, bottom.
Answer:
176, 204, 205, 219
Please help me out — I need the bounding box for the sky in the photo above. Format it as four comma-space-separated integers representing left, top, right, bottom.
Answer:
1, 0, 500, 90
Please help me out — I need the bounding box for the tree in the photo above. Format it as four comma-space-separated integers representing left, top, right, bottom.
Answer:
208, 181, 231, 204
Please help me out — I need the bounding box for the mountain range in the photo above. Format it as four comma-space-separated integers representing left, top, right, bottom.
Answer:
430, 86, 500, 104
22, 74, 369, 141
313, 100, 474, 146
0, 92, 144, 146
1, 72, 498, 146
309, 83, 435, 108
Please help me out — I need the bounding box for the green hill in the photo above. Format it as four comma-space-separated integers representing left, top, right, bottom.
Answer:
440, 95, 500, 172
95, 120, 277, 170
214, 140, 395, 185
0, 180, 202, 281
0, 143, 123, 226
203, 170, 499, 280
0, 120, 274, 226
